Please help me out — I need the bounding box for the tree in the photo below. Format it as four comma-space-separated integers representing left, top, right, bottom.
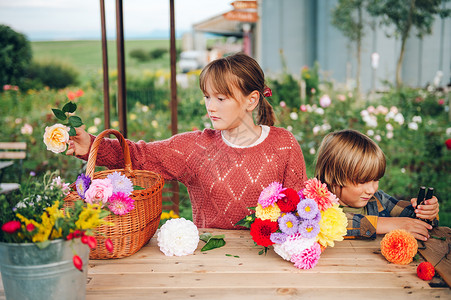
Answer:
367, 0, 451, 88
331, 0, 368, 98
0, 25, 32, 88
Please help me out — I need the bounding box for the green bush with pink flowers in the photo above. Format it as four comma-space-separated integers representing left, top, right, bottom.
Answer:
1, 70, 450, 226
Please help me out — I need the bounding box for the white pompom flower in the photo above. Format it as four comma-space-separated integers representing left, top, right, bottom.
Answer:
157, 218, 200, 256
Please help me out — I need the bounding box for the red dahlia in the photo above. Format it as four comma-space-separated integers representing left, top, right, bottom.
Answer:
250, 218, 278, 247
276, 188, 300, 212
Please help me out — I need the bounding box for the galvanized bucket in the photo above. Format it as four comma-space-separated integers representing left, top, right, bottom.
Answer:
0, 239, 89, 300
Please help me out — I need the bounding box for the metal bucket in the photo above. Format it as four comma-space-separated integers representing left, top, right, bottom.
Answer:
0, 239, 89, 300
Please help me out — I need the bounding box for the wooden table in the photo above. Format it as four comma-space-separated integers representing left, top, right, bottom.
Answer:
1, 228, 450, 299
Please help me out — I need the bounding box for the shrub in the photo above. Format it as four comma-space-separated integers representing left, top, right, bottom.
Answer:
25, 60, 79, 89
0, 25, 32, 87
129, 48, 149, 62
149, 48, 167, 60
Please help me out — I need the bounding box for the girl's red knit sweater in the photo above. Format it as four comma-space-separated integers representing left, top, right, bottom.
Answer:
81, 127, 307, 229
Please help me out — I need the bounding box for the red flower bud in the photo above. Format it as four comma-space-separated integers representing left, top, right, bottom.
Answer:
66, 232, 74, 240
446, 139, 451, 150
81, 235, 89, 244
1, 220, 21, 234
105, 238, 114, 253
26, 223, 35, 232
73, 230, 82, 238
87, 236, 97, 249
73, 255, 83, 272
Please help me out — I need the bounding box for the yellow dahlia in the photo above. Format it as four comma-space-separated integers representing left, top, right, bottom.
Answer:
316, 204, 347, 247
255, 203, 281, 222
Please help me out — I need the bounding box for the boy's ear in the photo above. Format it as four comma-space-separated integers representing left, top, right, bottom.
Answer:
246, 90, 260, 111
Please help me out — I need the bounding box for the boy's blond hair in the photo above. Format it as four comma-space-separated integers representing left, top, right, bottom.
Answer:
315, 129, 386, 194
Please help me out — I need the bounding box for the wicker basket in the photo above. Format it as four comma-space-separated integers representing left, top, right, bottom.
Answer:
64, 129, 164, 259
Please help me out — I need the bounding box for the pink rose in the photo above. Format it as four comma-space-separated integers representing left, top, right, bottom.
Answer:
85, 178, 113, 204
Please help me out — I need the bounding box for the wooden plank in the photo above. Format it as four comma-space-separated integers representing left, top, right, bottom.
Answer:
86, 272, 429, 289
84, 287, 451, 300
0, 142, 27, 150
88, 258, 416, 274
418, 227, 451, 287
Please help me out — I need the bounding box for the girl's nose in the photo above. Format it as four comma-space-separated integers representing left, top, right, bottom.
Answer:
206, 99, 216, 112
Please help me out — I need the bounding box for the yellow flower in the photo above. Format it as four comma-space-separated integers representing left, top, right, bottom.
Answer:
43, 123, 70, 153
169, 210, 179, 219
255, 203, 281, 222
75, 203, 112, 229
316, 204, 348, 248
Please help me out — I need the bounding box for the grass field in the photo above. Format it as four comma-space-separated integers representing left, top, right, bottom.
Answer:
31, 39, 179, 82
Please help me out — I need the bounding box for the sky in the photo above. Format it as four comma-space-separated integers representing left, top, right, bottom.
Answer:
0, 0, 233, 40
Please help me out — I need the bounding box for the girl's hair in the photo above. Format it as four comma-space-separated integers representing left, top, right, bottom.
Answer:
314, 129, 386, 193
199, 52, 275, 126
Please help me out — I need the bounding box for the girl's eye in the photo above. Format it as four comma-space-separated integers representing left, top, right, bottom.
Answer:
218, 97, 225, 101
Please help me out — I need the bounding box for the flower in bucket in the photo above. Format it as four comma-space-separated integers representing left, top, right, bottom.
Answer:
236, 178, 347, 269
0, 171, 112, 271
75, 171, 136, 216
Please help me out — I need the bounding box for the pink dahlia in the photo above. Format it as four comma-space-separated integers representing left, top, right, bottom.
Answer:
291, 242, 321, 269
258, 182, 285, 208
107, 192, 135, 215
303, 178, 338, 211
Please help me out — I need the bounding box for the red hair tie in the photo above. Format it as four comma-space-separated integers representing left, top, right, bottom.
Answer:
263, 87, 272, 97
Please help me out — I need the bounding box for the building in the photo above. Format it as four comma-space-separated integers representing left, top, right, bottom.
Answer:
193, 0, 451, 93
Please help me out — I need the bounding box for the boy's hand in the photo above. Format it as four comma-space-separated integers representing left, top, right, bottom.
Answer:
66, 126, 91, 156
377, 217, 432, 241
411, 196, 439, 220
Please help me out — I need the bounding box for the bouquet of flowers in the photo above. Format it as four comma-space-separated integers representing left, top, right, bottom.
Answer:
0, 172, 113, 271
74, 171, 138, 216
237, 178, 348, 269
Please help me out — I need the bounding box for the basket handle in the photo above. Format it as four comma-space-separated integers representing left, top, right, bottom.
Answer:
86, 129, 134, 179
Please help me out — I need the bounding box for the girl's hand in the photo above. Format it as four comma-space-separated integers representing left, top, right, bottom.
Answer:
411, 196, 439, 220
377, 217, 432, 241
66, 126, 91, 156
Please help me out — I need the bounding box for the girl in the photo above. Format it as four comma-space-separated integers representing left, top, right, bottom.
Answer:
66, 52, 307, 229
315, 129, 439, 241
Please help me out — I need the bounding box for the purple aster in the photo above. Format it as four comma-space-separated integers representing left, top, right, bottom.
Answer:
298, 219, 320, 239
312, 211, 322, 223
75, 174, 91, 199
270, 232, 287, 244
107, 171, 133, 195
278, 213, 299, 235
108, 192, 135, 215
297, 198, 319, 220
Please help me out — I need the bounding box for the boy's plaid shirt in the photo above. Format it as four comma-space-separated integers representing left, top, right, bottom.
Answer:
342, 190, 416, 239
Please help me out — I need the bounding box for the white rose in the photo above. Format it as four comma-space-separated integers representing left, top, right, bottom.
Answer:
43, 124, 70, 153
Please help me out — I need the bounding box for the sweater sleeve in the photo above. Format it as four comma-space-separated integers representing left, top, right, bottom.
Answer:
78, 131, 201, 181
281, 130, 307, 190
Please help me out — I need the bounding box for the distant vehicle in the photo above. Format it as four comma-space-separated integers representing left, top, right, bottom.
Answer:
179, 51, 206, 73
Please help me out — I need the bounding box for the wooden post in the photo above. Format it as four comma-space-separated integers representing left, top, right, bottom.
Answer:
116, 0, 127, 137
169, 0, 180, 214
99, 0, 110, 130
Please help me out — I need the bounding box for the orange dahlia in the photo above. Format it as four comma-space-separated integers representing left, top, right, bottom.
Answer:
380, 229, 418, 265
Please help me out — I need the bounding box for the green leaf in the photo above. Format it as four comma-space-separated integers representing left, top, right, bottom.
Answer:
201, 237, 226, 252
68, 116, 83, 127
52, 108, 67, 121
62, 101, 77, 113
234, 213, 255, 228
35, 240, 51, 249
133, 185, 145, 190
199, 232, 212, 243
68, 127, 76, 136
